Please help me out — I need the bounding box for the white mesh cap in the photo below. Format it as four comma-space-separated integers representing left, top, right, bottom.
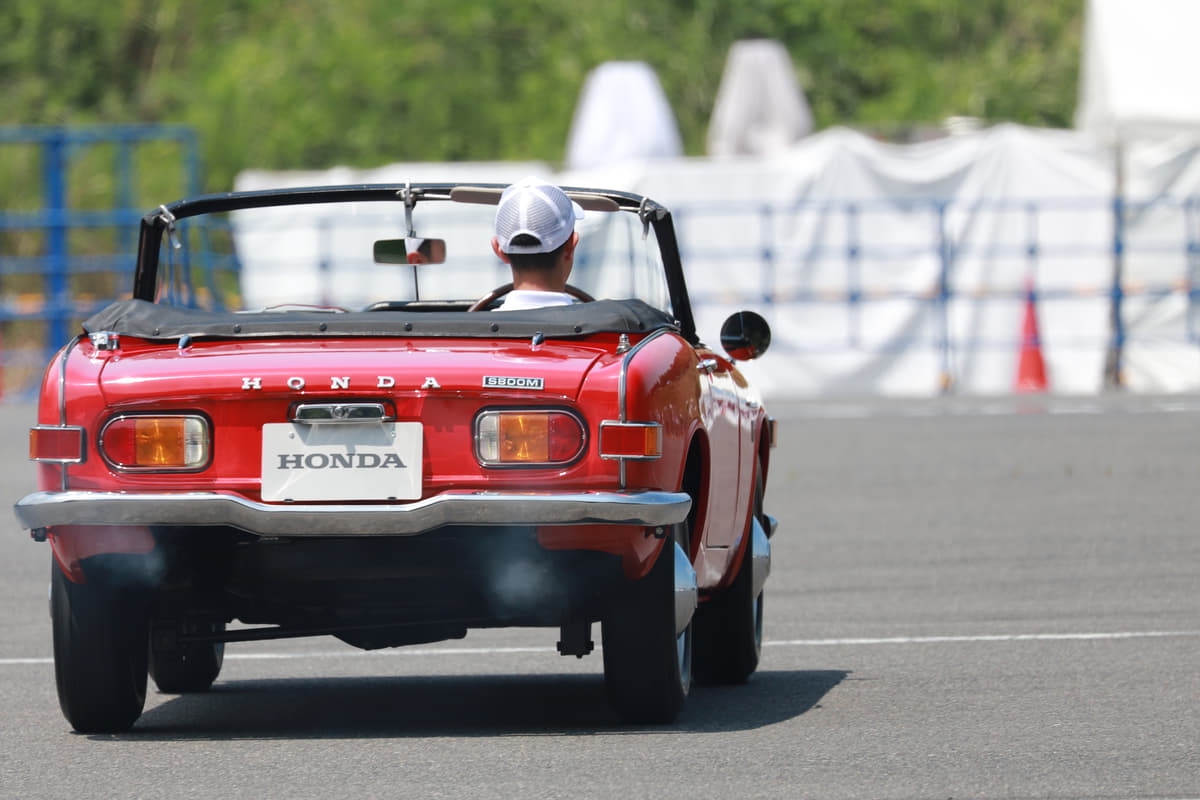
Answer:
494, 176, 584, 255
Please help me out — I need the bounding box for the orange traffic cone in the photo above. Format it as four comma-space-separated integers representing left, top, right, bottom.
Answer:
1014, 280, 1048, 393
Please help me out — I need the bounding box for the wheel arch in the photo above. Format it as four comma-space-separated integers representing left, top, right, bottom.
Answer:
755, 411, 773, 491
678, 431, 707, 560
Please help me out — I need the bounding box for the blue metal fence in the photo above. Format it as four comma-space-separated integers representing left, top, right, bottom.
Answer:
672, 193, 1200, 390
0, 125, 200, 397
3, 130, 1199, 396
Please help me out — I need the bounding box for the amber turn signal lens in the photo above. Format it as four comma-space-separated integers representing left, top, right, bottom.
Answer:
29, 426, 85, 463
100, 415, 209, 470
476, 410, 585, 466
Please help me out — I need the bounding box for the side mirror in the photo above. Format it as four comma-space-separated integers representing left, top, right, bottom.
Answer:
374, 237, 447, 265
720, 310, 771, 361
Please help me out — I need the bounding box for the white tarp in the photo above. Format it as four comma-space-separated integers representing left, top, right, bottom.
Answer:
707, 39, 813, 157
564, 62, 683, 170
234, 125, 1200, 397
564, 125, 1116, 397
1076, 0, 1200, 140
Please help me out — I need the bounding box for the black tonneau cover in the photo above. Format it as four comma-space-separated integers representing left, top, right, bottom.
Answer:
83, 298, 677, 341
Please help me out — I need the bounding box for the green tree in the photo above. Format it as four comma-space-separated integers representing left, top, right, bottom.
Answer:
0, 0, 1084, 192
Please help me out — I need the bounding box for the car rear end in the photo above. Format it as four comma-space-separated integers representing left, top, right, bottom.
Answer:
22, 327, 691, 639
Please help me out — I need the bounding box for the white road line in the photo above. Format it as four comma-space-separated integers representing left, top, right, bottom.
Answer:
776, 398, 1200, 420
765, 630, 1200, 647
4, 629, 1198, 667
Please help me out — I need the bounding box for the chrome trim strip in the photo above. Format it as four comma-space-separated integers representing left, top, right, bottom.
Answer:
617, 328, 672, 424
57, 336, 82, 426
14, 489, 692, 537
56, 336, 84, 491
615, 328, 672, 489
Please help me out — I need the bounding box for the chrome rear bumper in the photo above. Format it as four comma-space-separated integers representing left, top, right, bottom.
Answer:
15, 489, 691, 538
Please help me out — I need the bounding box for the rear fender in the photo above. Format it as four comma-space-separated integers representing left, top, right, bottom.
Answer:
706, 426, 770, 594
536, 524, 665, 581
49, 525, 157, 585
616, 332, 704, 495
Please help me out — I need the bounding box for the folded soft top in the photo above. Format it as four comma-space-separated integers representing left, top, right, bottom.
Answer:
83, 298, 678, 341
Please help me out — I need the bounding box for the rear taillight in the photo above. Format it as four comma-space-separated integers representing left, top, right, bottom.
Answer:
475, 410, 586, 466
99, 415, 210, 471
29, 426, 85, 463
598, 421, 663, 460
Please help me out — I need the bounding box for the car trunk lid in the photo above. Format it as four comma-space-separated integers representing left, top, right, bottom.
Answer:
95, 337, 610, 404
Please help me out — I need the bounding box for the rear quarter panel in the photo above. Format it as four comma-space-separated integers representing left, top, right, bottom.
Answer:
579, 330, 750, 590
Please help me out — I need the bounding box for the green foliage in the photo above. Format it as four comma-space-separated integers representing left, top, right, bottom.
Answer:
1, 0, 1083, 192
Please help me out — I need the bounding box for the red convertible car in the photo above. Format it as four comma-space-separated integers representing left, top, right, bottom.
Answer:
15, 183, 775, 732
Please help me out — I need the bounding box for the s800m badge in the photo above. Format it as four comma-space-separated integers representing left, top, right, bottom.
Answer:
483, 376, 544, 390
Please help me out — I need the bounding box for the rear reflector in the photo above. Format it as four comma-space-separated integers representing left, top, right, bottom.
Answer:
29, 426, 85, 463
598, 422, 663, 460
100, 415, 210, 470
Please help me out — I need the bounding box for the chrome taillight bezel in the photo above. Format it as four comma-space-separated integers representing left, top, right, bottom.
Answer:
474, 408, 588, 468
98, 413, 212, 473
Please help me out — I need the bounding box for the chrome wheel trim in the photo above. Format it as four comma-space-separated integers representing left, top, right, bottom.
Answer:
676, 623, 693, 690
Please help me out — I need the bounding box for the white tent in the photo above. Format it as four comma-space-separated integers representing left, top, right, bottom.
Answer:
564, 62, 683, 170
707, 39, 813, 157
1076, 0, 1200, 141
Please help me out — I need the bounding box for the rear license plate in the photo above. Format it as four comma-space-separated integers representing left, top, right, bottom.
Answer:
261, 422, 422, 502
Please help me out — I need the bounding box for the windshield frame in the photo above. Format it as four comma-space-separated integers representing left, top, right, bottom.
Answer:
133, 183, 697, 342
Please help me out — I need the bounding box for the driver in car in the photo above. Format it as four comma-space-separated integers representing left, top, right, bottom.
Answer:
490, 177, 585, 310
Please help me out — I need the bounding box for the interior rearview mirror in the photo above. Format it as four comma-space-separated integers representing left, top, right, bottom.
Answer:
720, 310, 771, 361
374, 237, 447, 265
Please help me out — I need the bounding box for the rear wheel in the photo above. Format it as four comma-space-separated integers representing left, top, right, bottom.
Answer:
694, 464, 766, 684
51, 561, 149, 733
602, 523, 694, 724
150, 622, 225, 694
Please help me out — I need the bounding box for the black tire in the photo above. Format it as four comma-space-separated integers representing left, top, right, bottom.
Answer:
150, 622, 225, 694
51, 561, 149, 733
693, 465, 766, 685
602, 523, 693, 724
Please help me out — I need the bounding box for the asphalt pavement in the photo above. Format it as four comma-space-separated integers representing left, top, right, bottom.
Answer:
1, 396, 1197, 800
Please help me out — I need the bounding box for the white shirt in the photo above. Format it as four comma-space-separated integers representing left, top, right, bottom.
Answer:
497, 290, 577, 311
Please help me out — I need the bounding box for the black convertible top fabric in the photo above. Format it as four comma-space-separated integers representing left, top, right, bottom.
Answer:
82, 298, 677, 341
